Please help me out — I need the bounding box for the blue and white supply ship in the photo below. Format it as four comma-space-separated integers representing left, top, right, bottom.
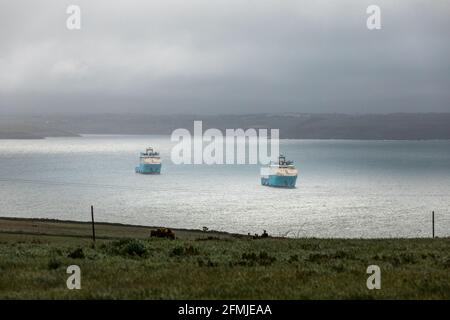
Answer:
260, 155, 298, 188
135, 147, 161, 174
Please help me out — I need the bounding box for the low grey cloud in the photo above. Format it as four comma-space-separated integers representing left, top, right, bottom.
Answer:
1, 0, 449, 114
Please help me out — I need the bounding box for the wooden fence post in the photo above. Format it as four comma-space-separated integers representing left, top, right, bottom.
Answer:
91, 205, 96, 243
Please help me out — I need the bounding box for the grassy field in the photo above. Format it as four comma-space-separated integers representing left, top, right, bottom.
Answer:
1, 217, 450, 299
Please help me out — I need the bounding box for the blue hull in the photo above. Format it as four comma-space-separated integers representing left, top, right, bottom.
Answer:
261, 175, 297, 188
135, 163, 161, 174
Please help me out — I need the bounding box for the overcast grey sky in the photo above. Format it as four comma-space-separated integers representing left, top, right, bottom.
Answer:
1, 0, 449, 114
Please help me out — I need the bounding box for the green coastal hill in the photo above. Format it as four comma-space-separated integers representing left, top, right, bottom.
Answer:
0, 117, 79, 139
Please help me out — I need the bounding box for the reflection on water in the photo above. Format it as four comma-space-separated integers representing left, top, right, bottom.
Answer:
0, 135, 449, 238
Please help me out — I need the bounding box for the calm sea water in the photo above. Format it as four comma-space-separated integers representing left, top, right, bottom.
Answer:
0, 135, 449, 238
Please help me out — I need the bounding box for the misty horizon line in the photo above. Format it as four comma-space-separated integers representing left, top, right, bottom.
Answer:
2, 112, 450, 140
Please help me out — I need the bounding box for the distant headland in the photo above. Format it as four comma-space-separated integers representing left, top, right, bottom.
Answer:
1, 113, 450, 140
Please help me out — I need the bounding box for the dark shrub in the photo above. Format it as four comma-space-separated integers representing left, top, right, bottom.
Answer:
197, 258, 218, 267
170, 245, 199, 257
67, 248, 85, 259
196, 236, 221, 241
441, 256, 450, 268
299, 242, 322, 251
239, 251, 276, 266
288, 254, 299, 263
107, 239, 149, 257
123, 239, 148, 257
307, 250, 354, 263
374, 253, 417, 266
48, 257, 62, 270
399, 252, 416, 264
170, 246, 185, 256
